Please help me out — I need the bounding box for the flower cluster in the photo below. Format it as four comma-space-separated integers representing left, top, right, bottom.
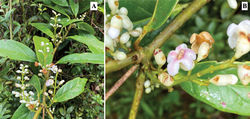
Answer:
105, 0, 143, 60
143, 80, 160, 94
12, 64, 39, 110
50, 10, 62, 28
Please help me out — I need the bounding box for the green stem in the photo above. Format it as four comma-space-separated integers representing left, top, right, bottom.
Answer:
9, 0, 13, 40
46, 108, 54, 119
33, 107, 42, 119
106, 0, 210, 74
129, 71, 145, 119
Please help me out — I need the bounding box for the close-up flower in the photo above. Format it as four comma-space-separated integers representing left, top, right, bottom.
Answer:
227, 20, 250, 59
167, 44, 196, 76
190, 31, 214, 62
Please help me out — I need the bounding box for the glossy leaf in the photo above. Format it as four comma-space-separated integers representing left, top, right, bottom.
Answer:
0, 40, 36, 62
33, 36, 54, 67
68, 35, 104, 54
31, 23, 54, 39
180, 61, 250, 116
69, 0, 79, 17
150, 0, 178, 30
77, 22, 95, 34
51, 0, 68, 7
118, 0, 155, 22
57, 53, 104, 64
59, 18, 82, 27
29, 75, 41, 94
11, 104, 34, 119
53, 77, 88, 102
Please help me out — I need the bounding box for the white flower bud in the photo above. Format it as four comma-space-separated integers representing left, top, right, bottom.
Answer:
29, 91, 34, 96
114, 51, 127, 60
158, 72, 174, 87
154, 48, 166, 67
48, 90, 53, 94
24, 76, 29, 80
108, 15, 122, 39
144, 80, 151, 88
234, 34, 250, 59
209, 74, 238, 86
155, 83, 160, 88
108, 0, 119, 14
17, 76, 21, 80
120, 15, 133, 31
227, 0, 237, 9
15, 83, 21, 88
120, 32, 130, 44
105, 34, 115, 51
119, 7, 128, 15
58, 69, 62, 73
59, 80, 65, 85
238, 65, 250, 85
145, 87, 151, 94
16, 70, 22, 73
44, 92, 48, 96
126, 41, 131, 47
38, 73, 43, 76
129, 27, 142, 37
20, 100, 26, 103
41, 42, 44, 46
197, 42, 210, 62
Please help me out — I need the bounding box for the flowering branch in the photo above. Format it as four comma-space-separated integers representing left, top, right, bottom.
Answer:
106, 0, 211, 74
105, 65, 139, 101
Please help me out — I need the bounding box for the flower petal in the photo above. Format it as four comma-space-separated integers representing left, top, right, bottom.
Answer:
227, 23, 238, 36
167, 61, 180, 76
238, 20, 250, 33
176, 43, 187, 52
179, 58, 194, 71
227, 33, 238, 49
184, 49, 196, 60
167, 51, 177, 63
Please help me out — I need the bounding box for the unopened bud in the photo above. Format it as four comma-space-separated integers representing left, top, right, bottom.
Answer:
144, 80, 151, 88
108, 15, 122, 39
238, 65, 250, 85
129, 27, 142, 37
121, 15, 133, 31
209, 74, 238, 86
119, 7, 128, 15
158, 72, 174, 87
154, 48, 166, 67
145, 87, 151, 94
227, 0, 237, 9
120, 32, 130, 44
114, 51, 127, 60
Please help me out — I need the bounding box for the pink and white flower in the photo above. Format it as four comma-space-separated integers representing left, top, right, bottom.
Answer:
167, 44, 196, 76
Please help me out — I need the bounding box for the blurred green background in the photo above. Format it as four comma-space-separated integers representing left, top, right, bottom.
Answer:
106, 0, 250, 118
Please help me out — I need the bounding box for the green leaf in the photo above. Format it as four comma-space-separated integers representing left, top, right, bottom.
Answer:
11, 104, 34, 119
118, 0, 155, 22
51, 0, 68, 7
57, 53, 104, 64
68, 35, 104, 54
220, 1, 235, 20
150, 0, 178, 30
69, 0, 79, 17
33, 36, 54, 67
29, 75, 41, 94
59, 18, 82, 27
53, 77, 88, 102
180, 61, 250, 116
77, 22, 95, 34
0, 40, 36, 62
31, 23, 54, 39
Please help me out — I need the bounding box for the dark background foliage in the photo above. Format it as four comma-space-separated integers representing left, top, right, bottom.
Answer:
106, 0, 250, 119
